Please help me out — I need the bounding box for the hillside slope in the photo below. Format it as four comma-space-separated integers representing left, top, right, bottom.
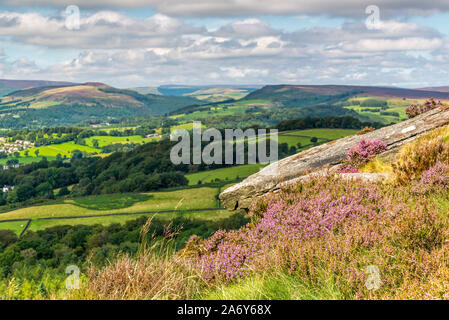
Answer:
417, 86, 449, 93
0, 79, 76, 97
242, 84, 449, 108
0, 83, 200, 128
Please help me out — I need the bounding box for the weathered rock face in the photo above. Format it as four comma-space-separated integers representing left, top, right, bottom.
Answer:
219, 107, 449, 210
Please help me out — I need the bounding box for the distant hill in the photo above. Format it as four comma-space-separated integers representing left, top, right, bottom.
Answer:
128, 87, 161, 95
416, 86, 449, 93
128, 85, 262, 102
0, 82, 200, 128
0, 79, 76, 97
157, 84, 262, 102
242, 85, 449, 108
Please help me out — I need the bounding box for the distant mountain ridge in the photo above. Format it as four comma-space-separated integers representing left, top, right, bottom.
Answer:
0, 79, 77, 97
243, 85, 449, 107
0, 82, 200, 128
416, 86, 449, 93
2, 80, 449, 129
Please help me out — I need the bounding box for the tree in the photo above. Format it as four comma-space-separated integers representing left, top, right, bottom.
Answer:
16, 183, 35, 202
6, 189, 19, 204
71, 149, 83, 161
310, 137, 318, 144
36, 182, 54, 199
24, 150, 29, 157
92, 139, 99, 149
6, 159, 18, 166
34, 149, 40, 157
0, 230, 17, 249
57, 186, 70, 197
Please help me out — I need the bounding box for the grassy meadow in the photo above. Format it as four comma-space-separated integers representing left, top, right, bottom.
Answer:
186, 164, 265, 185
0, 184, 232, 234
20, 142, 100, 158
342, 96, 437, 124
84, 135, 157, 147
0, 187, 219, 221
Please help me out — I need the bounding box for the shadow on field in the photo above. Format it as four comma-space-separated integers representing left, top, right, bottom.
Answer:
71, 193, 153, 210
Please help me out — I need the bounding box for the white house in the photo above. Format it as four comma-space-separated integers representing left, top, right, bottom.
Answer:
2, 185, 14, 193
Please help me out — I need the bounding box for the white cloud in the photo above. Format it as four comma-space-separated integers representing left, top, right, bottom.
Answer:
0, 11, 204, 49
0, 10, 448, 87
343, 38, 443, 52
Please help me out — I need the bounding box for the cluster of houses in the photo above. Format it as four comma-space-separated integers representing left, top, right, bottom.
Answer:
0, 137, 34, 155
90, 122, 111, 128
2, 163, 20, 170
145, 133, 162, 139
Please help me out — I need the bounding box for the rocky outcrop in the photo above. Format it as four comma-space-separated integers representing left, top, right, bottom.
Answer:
220, 107, 449, 210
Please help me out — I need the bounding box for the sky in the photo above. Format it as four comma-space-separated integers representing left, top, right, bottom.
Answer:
0, 1, 449, 88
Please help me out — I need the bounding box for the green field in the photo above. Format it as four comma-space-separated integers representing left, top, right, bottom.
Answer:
247, 128, 357, 149
343, 96, 423, 124
171, 123, 207, 131
0, 221, 27, 235
277, 134, 325, 148
186, 164, 265, 185
25, 209, 235, 232
85, 135, 157, 147
0, 156, 57, 165
0, 134, 160, 165
0, 185, 228, 233
0, 187, 219, 222
170, 99, 272, 122
20, 142, 101, 158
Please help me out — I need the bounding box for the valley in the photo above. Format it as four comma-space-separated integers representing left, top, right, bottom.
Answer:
0, 79, 447, 301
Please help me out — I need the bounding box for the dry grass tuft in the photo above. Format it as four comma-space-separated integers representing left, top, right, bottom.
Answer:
393, 125, 449, 184
68, 217, 207, 300
360, 157, 393, 174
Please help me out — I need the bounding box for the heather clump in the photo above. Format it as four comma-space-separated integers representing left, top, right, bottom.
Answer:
187, 169, 449, 299
340, 139, 387, 173
412, 161, 449, 194
187, 176, 405, 283
406, 98, 444, 119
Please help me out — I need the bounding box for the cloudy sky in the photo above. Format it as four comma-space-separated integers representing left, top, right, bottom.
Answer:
1, 1, 449, 88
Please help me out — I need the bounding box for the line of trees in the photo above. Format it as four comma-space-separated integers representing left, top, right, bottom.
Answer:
275, 115, 383, 132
